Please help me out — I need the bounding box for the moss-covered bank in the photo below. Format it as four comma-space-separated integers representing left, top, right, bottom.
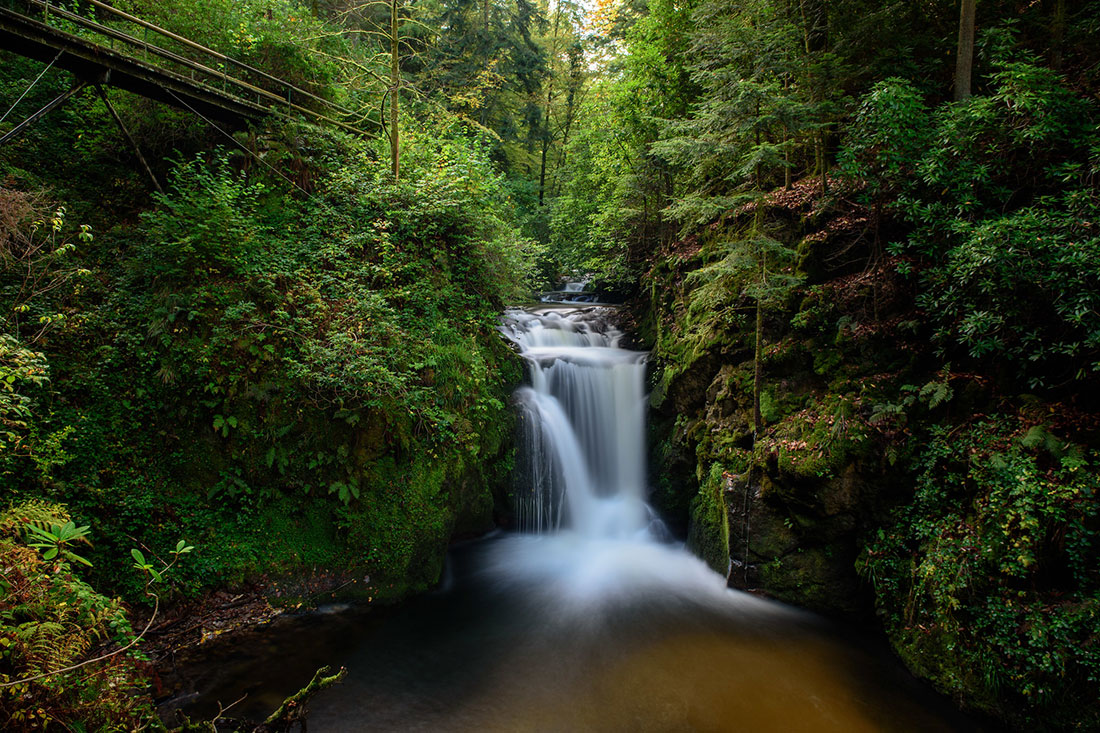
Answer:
1, 114, 533, 605
637, 178, 1100, 728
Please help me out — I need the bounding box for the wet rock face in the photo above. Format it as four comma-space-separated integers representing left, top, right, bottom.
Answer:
649, 344, 881, 619
712, 462, 869, 618
635, 232, 910, 620
665, 351, 724, 417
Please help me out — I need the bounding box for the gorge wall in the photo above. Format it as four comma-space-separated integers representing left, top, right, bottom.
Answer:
636, 178, 1100, 729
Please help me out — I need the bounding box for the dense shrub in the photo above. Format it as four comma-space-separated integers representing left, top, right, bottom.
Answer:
840, 62, 1100, 389
1, 117, 534, 600
0, 502, 155, 732
860, 416, 1100, 728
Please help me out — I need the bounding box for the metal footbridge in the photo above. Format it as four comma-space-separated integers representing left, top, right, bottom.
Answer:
0, 0, 373, 151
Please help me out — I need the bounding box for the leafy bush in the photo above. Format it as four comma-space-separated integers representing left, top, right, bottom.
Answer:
10, 116, 528, 598
860, 416, 1100, 728
112, 0, 348, 104
839, 62, 1100, 388
0, 336, 49, 464
838, 78, 932, 213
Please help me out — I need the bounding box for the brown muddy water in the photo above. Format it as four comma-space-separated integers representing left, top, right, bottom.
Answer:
168, 533, 975, 732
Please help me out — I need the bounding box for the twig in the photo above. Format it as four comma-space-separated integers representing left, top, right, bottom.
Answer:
263, 665, 347, 727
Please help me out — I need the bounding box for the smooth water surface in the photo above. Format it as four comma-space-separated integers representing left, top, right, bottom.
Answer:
180, 535, 966, 732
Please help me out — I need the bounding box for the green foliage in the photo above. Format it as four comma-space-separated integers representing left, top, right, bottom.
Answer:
686, 228, 801, 320
860, 416, 1100, 728
840, 62, 1100, 387
0, 502, 157, 731
0, 190, 94, 343
547, 0, 699, 287
0, 336, 48, 463
649, 220, 801, 398
653, 0, 828, 217
412, 0, 552, 175
1, 109, 529, 602
547, 82, 655, 287
139, 157, 268, 281
108, 0, 350, 104
838, 78, 931, 204
25, 521, 93, 567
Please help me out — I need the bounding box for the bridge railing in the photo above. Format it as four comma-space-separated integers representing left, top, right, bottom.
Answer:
3, 0, 375, 134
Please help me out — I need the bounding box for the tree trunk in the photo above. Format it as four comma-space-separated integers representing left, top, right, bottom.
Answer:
954, 0, 976, 102
1051, 0, 1066, 69
783, 127, 791, 190
798, 0, 827, 53
754, 100, 763, 190
551, 80, 579, 198
819, 130, 828, 196
753, 287, 764, 436
782, 78, 791, 190
799, 0, 830, 189
538, 4, 561, 206
390, 0, 400, 180
538, 102, 551, 206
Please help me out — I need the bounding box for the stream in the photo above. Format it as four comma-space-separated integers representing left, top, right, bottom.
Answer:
177, 302, 971, 731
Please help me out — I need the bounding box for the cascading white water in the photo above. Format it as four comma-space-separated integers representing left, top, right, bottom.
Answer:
501, 307, 652, 539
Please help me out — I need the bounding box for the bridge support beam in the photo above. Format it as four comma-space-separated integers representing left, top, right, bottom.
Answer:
0, 78, 87, 147
96, 84, 164, 195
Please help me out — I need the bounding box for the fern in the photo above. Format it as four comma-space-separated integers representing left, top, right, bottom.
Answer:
919, 380, 953, 409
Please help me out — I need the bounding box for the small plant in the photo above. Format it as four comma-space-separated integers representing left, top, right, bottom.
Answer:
132, 540, 194, 584
0, 501, 195, 728
23, 520, 93, 567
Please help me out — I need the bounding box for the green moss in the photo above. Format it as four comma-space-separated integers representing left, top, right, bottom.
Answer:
757, 543, 862, 614
687, 463, 731, 575
757, 394, 873, 480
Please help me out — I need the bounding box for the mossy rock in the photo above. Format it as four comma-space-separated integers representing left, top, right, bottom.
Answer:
756, 543, 864, 616
663, 350, 722, 417
648, 428, 697, 530
686, 463, 730, 576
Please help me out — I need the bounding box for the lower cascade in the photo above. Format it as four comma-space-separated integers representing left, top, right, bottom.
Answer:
493, 305, 768, 615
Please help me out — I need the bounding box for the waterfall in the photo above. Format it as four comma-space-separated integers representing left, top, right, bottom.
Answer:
183, 306, 968, 733
501, 307, 653, 539
493, 305, 776, 620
